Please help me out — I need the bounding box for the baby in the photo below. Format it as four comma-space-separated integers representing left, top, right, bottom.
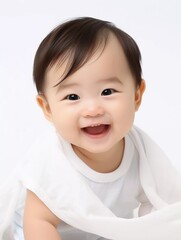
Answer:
1, 17, 181, 240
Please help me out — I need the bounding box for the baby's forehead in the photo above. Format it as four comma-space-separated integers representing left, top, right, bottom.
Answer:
49, 34, 119, 65
45, 34, 130, 88
45, 37, 106, 85
51, 33, 124, 68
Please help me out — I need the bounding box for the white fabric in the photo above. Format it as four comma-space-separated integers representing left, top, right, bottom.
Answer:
55, 133, 153, 239
0, 126, 181, 240
13, 132, 145, 240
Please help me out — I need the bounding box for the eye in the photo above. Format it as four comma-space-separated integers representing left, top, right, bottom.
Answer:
101, 88, 116, 96
65, 94, 80, 101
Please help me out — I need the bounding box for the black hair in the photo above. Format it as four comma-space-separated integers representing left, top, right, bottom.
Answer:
33, 17, 142, 93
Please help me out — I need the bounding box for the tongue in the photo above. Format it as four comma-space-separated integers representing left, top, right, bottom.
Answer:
83, 125, 107, 135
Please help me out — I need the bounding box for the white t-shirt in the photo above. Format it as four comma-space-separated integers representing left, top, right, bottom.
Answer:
13, 132, 151, 240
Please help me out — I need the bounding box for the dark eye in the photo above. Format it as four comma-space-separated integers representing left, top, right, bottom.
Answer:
101, 88, 116, 96
65, 94, 80, 101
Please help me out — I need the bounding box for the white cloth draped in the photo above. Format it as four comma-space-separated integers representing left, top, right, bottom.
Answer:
0, 126, 181, 240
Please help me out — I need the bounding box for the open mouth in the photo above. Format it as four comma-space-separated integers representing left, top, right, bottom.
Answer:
82, 124, 110, 136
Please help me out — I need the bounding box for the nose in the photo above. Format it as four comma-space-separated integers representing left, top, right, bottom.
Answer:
82, 100, 105, 118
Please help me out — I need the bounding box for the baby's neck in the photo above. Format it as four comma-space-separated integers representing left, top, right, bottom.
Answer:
73, 139, 125, 173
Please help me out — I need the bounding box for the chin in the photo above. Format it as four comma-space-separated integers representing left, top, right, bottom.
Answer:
81, 143, 116, 154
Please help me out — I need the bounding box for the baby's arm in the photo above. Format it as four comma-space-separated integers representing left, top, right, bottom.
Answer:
23, 190, 61, 240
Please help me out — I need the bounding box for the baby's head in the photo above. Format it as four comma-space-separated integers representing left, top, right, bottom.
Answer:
33, 17, 142, 93
34, 17, 145, 155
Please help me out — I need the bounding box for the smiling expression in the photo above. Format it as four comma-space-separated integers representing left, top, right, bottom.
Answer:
37, 33, 145, 169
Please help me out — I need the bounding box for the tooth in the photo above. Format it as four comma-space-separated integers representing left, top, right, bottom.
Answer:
91, 124, 101, 127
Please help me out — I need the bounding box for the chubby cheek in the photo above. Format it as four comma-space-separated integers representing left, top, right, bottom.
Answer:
112, 97, 136, 133
50, 105, 78, 140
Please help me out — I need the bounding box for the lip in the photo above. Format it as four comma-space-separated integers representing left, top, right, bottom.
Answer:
81, 124, 111, 139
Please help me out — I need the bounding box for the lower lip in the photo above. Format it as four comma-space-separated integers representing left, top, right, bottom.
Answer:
81, 125, 111, 139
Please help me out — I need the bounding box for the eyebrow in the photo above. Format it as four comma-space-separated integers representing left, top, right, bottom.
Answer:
54, 76, 123, 94
54, 82, 79, 95
101, 77, 123, 85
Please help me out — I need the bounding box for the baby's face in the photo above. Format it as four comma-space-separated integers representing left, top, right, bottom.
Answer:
38, 34, 144, 155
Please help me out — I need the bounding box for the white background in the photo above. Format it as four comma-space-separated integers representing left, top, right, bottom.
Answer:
0, 0, 181, 180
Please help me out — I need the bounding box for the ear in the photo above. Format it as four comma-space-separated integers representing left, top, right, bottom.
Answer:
36, 94, 53, 122
134, 80, 146, 111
